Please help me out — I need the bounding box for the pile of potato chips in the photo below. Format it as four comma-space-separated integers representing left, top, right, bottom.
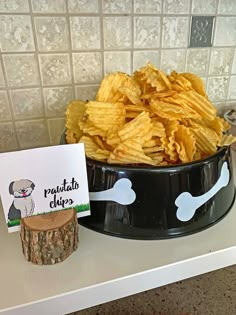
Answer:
65, 63, 236, 166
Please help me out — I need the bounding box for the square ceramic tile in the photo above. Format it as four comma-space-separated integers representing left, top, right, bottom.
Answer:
133, 51, 160, 71
207, 76, 229, 101
189, 16, 214, 47
160, 49, 186, 74
48, 118, 65, 145
214, 17, 236, 46
209, 48, 234, 75
104, 51, 131, 75
218, 0, 236, 15
0, 122, 18, 152
163, 0, 190, 14
0, 0, 29, 12
192, 0, 217, 14
68, 0, 99, 12
134, 17, 160, 49
73, 52, 102, 84
10, 88, 44, 119
0, 91, 12, 121
31, 0, 66, 13
213, 101, 226, 114
3, 54, 40, 87
15, 119, 50, 149
103, 17, 131, 49
102, 0, 132, 13
39, 54, 71, 86
0, 64, 5, 87
75, 85, 99, 101
186, 49, 210, 76
228, 76, 236, 100
43, 87, 74, 117
70, 17, 100, 50
0, 15, 35, 52
232, 49, 236, 74
225, 101, 236, 111
162, 17, 189, 48
134, 0, 162, 13
34, 17, 69, 52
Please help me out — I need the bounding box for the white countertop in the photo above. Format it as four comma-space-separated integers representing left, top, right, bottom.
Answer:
0, 151, 235, 315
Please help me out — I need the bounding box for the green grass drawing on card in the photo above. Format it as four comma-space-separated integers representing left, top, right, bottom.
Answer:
73, 203, 90, 213
7, 218, 20, 227
7, 203, 90, 228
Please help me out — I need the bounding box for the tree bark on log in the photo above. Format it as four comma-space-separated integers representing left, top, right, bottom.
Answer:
20, 209, 78, 265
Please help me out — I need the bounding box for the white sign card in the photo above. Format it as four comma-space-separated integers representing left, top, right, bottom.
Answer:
0, 144, 90, 232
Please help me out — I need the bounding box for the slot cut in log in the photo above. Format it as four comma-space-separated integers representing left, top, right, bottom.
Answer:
20, 209, 78, 265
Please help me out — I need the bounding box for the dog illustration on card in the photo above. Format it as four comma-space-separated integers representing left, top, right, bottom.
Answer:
8, 179, 35, 220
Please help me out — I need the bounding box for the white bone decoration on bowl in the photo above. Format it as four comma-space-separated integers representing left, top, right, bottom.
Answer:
88, 162, 230, 223
89, 178, 136, 205
175, 162, 230, 222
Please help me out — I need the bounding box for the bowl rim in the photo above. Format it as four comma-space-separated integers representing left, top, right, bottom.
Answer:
60, 130, 229, 172
86, 147, 228, 172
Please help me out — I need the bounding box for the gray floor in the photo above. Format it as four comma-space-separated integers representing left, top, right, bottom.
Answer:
71, 265, 236, 315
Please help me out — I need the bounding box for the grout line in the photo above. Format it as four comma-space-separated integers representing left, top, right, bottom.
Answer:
99, 0, 105, 79
1, 11, 236, 17
0, 83, 100, 90
211, 15, 217, 48
2, 114, 66, 124
130, 0, 134, 73
0, 72, 236, 92
187, 0, 193, 48
28, 0, 48, 124
0, 52, 20, 149
216, 0, 220, 15
159, 0, 164, 68
2, 45, 236, 55
185, 32, 190, 71
28, 0, 50, 147
65, 0, 76, 100
226, 77, 231, 101
0, 55, 8, 91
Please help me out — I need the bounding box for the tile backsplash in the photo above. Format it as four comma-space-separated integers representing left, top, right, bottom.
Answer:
0, 0, 236, 152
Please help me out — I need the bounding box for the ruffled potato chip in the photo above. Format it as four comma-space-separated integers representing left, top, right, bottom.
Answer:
106, 111, 152, 146
191, 128, 217, 155
150, 119, 166, 138
118, 87, 142, 105
150, 100, 199, 121
108, 138, 155, 165
162, 120, 179, 162
65, 100, 86, 143
142, 90, 176, 100
65, 63, 236, 166
174, 125, 196, 163
178, 90, 217, 121
118, 111, 152, 143
218, 134, 236, 147
170, 74, 192, 93
79, 120, 106, 137
80, 101, 126, 137
180, 72, 206, 96
186, 119, 221, 144
143, 137, 162, 148
96, 72, 141, 103
79, 136, 110, 161
146, 152, 166, 166
134, 63, 171, 92
125, 104, 150, 119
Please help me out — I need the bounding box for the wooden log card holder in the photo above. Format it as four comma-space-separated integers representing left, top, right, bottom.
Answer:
20, 209, 79, 265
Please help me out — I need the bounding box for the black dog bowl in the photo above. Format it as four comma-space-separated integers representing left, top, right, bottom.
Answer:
78, 147, 235, 239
